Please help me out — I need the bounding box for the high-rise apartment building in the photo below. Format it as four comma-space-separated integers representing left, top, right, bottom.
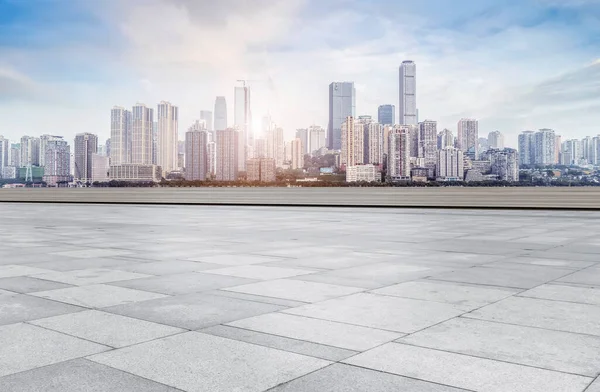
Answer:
437, 147, 464, 180
20, 136, 40, 167
74, 133, 98, 182
328, 82, 356, 150
535, 128, 556, 166
216, 129, 238, 181
91, 154, 110, 183
254, 139, 267, 158
438, 129, 453, 149
266, 123, 285, 168
290, 138, 304, 170
387, 128, 411, 179
399, 61, 417, 125
110, 106, 132, 165
457, 118, 479, 160
185, 127, 208, 181
39, 135, 62, 168
214, 97, 227, 131
295, 129, 309, 155
341, 116, 365, 168
518, 131, 535, 165
366, 122, 384, 165
562, 139, 581, 166
157, 101, 179, 175
234, 85, 252, 170
0, 136, 8, 176
490, 148, 519, 181
419, 120, 437, 177
555, 134, 562, 164
377, 105, 395, 125
401, 124, 419, 158
488, 131, 504, 149
10, 143, 21, 168
42, 138, 70, 186
132, 104, 154, 165
247, 158, 276, 182
105, 138, 111, 161
308, 125, 326, 154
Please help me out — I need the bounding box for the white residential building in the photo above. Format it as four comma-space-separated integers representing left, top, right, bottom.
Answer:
346, 164, 380, 182
157, 101, 179, 175
437, 147, 464, 180
399, 60, 417, 125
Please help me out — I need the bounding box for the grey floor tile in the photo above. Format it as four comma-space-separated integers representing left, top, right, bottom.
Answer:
499, 257, 596, 269
30, 284, 168, 308
200, 325, 358, 361
261, 253, 396, 270
185, 253, 288, 266
0, 358, 181, 391
27, 257, 137, 272
117, 260, 224, 275
466, 296, 600, 336
0, 276, 74, 293
228, 312, 401, 351
31, 310, 184, 348
0, 265, 54, 278
0, 323, 109, 378
204, 289, 308, 307
0, 294, 85, 326
371, 280, 518, 310
51, 249, 133, 259
269, 363, 468, 392
88, 332, 330, 392
344, 343, 591, 392
32, 268, 151, 286
224, 279, 364, 303
285, 293, 465, 333
109, 272, 256, 295
204, 265, 316, 280
105, 292, 286, 329
557, 268, 600, 286
400, 317, 600, 376
586, 378, 600, 392
519, 283, 600, 306
0, 289, 17, 297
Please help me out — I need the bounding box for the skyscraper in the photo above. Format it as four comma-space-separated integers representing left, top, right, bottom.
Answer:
234, 85, 251, 170
74, 133, 98, 182
290, 138, 304, 170
419, 120, 437, 177
488, 131, 504, 149
535, 128, 556, 165
399, 61, 417, 125
214, 97, 227, 131
457, 118, 479, 159
266, 123, 285, 168
200, 111, 213, 132
10, 143, 21, 168
438, 129, 454, 149
490, 148, 519, 181
378, 105, 395, 125
308, 125, 326, 154
185, 126, 208, 181
132, 104, 154, 165
39, 135, 62, 168
43, 139, 71, 185
110, 106, 132, 165
328, 82, 356, 150
216, 129, 238, 181
341, 116, 365, 167
366, 122, 384, 165
20, 136, 40, 167
0, 136, 9, 176
157, 101, 179, 175
295, 129, 309, 155
518, 131, 535, 165
437, 147, 464, 180
388, 128, 411, 179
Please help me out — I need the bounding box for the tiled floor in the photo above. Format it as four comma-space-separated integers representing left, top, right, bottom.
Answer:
1, 203, 600, 391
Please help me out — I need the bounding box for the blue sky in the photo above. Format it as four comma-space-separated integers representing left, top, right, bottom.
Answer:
0, 0, 598, 146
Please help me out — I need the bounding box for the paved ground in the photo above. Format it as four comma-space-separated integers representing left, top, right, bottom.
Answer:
2, 187, 600, 209
1, 204, 600, 391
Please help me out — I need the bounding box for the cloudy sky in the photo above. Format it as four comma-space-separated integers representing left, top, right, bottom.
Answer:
0, 0, 599, 147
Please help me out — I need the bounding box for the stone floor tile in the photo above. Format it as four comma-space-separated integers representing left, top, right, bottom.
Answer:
0, 294, 85, 326
0, 265, 54, 278
228, 312, 402, 351
204, 265, 316, 280
117, 260, 223, 275
466, 296, 600, 336
269, 363, 468, 392
26, 257, 137, 272
184, 253, 288, 266
285, 293, 465, 333
51, 249, 133, 259
0, 358, 180, 391
556, 267, 600, 286
104, 292, 286, 329
30, 284, 168, 308
32, 268, 151, 286
88, 332, 330, 392
400, 317, 600, 376
31, 310, 184, 348
0, 276, 73, 293
224, 279, 364, 303
519, 283, 600, 306
0, 323, 108, 378
109, 272, 256, 295
344, 343, 591, 392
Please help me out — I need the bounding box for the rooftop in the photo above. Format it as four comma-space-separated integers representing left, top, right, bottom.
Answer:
1, 203, 599, 391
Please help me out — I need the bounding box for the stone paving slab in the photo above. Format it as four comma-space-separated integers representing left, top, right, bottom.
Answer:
0, 276, 74, 293
0, 294, 86, 326
30, 284, 168, 308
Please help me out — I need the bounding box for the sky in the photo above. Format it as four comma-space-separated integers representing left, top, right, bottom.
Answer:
0, 0, 599, 147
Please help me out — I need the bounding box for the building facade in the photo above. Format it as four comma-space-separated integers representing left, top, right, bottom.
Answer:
366, 122, 384, 165
388, 128, 411, 180
490, 148, 519, 181
457, 118, 479, 160
0, 136, 8, 177
109, 164, 161, 182
419, 120, 437, 177
247, 158, 276, 182
308, 125, 326, 154
216, 129, 239, 181
328, 82, 356, 150
438, 129, 453, 149
535, 128, 556, 166
341, 116, 365, 168
214, 97, 227, 131
157, 101, 179, 175
43, 139, 71, 185
377, 105, 395, 125
346, 164, 380, 182
91, 154, 109, 183
290, 138, 304, 170
518, 131, 535, 165
437, 147, 464, 180
110, 106, 132, 165
488, 131, 504, 149
74, 133, 98, 182
399, 61, 417, 125
295, 129, 309, 155
185, 129, 208, 181
132, 104, 154, 165
20, 136, 40, 167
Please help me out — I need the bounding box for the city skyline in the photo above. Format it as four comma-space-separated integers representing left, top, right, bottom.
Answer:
0, 1, 598, 146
